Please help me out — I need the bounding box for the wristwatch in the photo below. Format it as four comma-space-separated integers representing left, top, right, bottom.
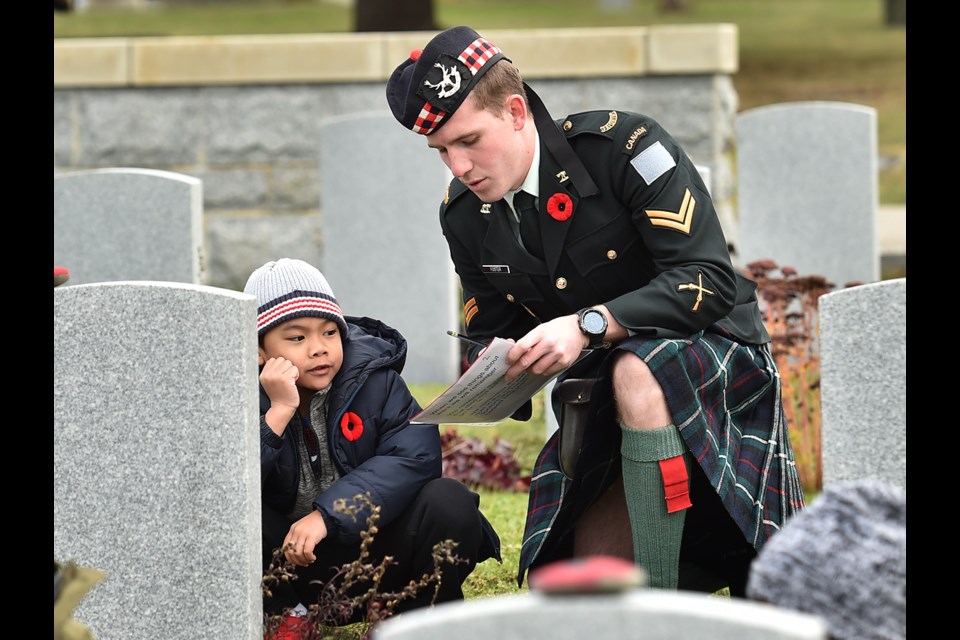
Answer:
577, 307, 609, 348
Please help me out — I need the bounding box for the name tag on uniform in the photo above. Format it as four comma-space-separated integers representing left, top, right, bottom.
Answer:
482, 264, 511, 274
630, 140, 676, 185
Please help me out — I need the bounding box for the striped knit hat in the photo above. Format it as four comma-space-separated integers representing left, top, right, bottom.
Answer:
243, 258, 348, 339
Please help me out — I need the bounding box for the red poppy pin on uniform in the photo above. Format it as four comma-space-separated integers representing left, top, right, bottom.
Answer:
340, 412, 364, 441
546, 193, 574, 221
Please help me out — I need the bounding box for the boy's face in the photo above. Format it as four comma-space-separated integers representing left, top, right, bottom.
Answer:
258, 317, 344, 393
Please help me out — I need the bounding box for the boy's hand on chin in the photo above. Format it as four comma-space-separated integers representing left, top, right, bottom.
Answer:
261, 356, 301, 410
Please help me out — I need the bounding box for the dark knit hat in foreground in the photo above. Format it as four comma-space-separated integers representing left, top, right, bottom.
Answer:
746, 480, 906, 640
243, 258, 348, 339
386, 25, 507, 135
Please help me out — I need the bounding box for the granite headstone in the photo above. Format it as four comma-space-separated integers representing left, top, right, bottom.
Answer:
54, 282, 262, 639
819, 278, 906, 490
373, 589, 828, 640
320, 113, 459, 385
736, 102, 878, 286
54, 168, 205, 285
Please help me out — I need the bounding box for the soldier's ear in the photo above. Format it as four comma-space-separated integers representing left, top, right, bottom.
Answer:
507, 94, 528, 130
257, 346, 267, 367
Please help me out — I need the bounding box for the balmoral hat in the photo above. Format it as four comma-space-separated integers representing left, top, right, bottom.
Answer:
386, 26, 508, 135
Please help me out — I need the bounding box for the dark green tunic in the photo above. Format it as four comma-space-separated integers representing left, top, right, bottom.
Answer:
438, 109, 803, 587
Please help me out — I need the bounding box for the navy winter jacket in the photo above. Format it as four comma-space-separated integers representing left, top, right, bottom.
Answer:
259, 315, 442, 544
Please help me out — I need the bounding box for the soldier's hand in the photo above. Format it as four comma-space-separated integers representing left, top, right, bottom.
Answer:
505, 314, 585, 381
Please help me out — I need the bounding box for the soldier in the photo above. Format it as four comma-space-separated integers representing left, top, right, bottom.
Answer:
385, 26, 805, 594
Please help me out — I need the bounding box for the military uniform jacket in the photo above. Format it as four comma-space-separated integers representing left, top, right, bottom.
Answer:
440, 110, 800, 587
439, 109, 770, 348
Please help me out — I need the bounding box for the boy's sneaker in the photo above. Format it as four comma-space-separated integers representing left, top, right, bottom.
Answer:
265, 613, 309, 640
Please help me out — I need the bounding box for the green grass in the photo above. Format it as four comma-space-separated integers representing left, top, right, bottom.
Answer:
55, 0, 905, 204
409, 383, 546, 598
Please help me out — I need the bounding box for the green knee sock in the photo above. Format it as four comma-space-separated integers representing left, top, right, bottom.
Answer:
620, 423, 688, 589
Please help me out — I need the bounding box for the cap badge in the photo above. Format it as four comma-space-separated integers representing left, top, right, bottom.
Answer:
418, 54, 471, 113
424, 61, 462, 99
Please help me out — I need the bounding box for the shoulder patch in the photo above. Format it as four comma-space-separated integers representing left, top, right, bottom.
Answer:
622, 126, 649, 153
599, 111, 618, 132
630, 141, 676, 185
558, 110, 625, 140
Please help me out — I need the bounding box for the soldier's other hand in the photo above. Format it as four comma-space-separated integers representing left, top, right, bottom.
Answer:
505, 315, 584, 381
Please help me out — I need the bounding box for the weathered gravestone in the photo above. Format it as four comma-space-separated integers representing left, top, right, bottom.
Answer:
736, 102, 878, 286
320, 113, 459, 385
54, 282, 262, 640
373, 589, 828, 640
819, 278, 906, 491
54, 168, 205, 286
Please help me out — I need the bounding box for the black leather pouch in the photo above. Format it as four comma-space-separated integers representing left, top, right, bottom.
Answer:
553, 377, 600, 479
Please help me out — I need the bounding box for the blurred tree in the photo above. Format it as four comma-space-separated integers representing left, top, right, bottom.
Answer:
660, 0, 688, 11
355, 0, 437, 32
884, 0, 906, 26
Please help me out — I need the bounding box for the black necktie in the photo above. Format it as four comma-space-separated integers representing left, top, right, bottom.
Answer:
514, 190, 543, 260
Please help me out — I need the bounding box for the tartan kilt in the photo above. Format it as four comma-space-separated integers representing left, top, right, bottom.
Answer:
517, 325, 805, 586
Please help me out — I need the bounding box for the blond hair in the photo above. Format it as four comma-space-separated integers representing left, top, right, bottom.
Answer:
470, 60, 531, 118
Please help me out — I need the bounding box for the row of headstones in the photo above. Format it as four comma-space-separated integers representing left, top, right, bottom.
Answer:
53, 276, 905, 640
54, 101, 885, 387
54, 101, 898, 639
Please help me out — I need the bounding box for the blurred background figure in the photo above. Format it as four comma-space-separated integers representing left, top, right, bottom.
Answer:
746, 480, 906, 640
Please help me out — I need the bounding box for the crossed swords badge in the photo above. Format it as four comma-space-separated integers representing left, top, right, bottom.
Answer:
677, 271, 715, 312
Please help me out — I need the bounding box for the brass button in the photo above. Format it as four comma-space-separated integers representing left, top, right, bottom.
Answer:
607, 249, 618, 260
563, 120, 573, 131
506, 294, 515, 303
555, 277, 568, 289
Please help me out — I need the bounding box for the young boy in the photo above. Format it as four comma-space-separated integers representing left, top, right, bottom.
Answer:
244, 258, 500, 638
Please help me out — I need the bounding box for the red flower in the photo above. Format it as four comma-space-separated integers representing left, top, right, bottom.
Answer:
546, 193, 574, 221
340, 412, 364, 441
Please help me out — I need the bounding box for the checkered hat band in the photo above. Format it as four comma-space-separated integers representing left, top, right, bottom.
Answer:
459, 38, 501, 75
413, 103, 446, 134
257, 295, 343, 332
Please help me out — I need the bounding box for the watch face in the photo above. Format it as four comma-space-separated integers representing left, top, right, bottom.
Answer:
582, 310, 606, 334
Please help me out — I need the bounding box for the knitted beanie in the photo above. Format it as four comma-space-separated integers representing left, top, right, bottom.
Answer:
243, 258, 349, 339
746, 480, 907, 640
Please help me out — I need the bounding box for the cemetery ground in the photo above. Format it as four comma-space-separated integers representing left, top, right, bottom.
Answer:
55, 2, 904, 632
55, 0, 906, 206
410, 383, 548, 599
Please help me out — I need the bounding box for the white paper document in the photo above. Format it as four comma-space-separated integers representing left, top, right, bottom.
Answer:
411, 337, 559, 425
